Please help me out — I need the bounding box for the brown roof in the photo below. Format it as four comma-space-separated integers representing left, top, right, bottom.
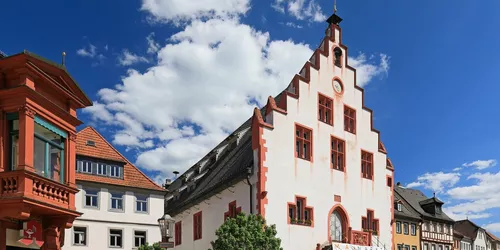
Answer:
76, 126, 165, 192
454, 220, 480, 240
486, 231, 500, 242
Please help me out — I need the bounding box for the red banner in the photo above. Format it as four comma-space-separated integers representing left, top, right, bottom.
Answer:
18, 220, 44, 247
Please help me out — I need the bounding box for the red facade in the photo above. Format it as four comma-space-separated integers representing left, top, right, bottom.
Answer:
0, 51, 92, 250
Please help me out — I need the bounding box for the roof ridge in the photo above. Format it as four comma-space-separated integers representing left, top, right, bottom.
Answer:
77, 126, 164, 191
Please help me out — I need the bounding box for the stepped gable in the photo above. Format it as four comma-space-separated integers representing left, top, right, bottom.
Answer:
165, 21, 391, 215
76, 126, 164, 191
395, 186, 454, 222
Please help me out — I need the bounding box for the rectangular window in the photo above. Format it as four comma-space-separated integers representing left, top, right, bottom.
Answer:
97, 163, 107, 176
295, 125, 312, 161
193, 212, 202, 241
424, 244, 429, 250
405, 246, 410, 250
404, 222, 409, 235
361, 151, 374, 180
412, 246, 417, 250
344, 105, 356, 134
398, 245, 403, 250
432, 245, 436, 250
134, 231, 146, 248
439, 246, 443, 250
288, 204, 296, 220
33, 120, 66, 183
81, 161, 93, 174
73, 227, 87, 246
387, 177, 393, 187
109, 229, 122, 248
110, 165, 122, 178
397, 203, 402, 211
136, 195, 148, 213
445, 247, 449, 250
175, 222, 182, 246
331, 137, 345, 171
110, 193, 124, 211
8, 119, 20, 171
84, 189, 99, 208
318, 94, 333, 125
396, 221, 402, 234
411, 223, 417, 235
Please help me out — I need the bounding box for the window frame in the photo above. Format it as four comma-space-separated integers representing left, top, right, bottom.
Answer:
288, 196, 314, 226
33, 120, 66, 183
331, 136, 345, 172
295, 124, 313, 161
83, 188, 99, 209
135, 194, 149, 213
361, 210, 379, 233
97, 163, 108, 176
109, 165, 122, 178
403, 222, 409, 235
343, 105, 356, 134
396, 221, 402, 234
397, 203, 402, 211
133, 230, 147, 248
318, 93, 334, 125
108, 228, 123, 248
72, 226, 87, 246
193, 211, 203, 241
411, 223, 417, 236
361, 150, 374, 180
109, 192, 125, 212
175, 221, 182, 246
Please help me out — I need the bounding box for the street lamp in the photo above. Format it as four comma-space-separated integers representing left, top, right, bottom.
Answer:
158, 214, 175, 249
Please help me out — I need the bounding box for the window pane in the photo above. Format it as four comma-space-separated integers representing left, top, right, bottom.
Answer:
49, 144, 62, 181
34, 137, 46, 176
10, 134, 19, 171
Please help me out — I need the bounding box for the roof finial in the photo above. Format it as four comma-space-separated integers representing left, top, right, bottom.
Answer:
334, 0, 337, 14
433, 192, 436, 197
62, 51, 66, 66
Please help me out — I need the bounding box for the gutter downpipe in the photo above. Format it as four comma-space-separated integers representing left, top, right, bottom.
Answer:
246, 166, 253, 214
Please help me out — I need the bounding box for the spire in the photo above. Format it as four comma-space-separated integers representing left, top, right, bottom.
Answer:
326, 0, 343, 26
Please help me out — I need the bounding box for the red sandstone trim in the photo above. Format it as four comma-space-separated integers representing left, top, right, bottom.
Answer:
387, 158, 395, 171
265, 96, 287, 116
251, 108, 271, 218
286, 195, 315, 227
327, 204, 350, 243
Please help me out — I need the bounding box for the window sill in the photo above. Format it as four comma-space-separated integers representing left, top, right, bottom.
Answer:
345, 130, 356, 135
331, 166, 345, 172
361, 177, 373, 181
319, 120, 333, 126
290, 220, 313, 227
83, 206, 100, 210
109, 209, 125, 213
296, 156, 312, 162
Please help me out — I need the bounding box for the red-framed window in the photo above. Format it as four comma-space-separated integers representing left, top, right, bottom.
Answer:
361, 150, 373, 180
174, 221, 182, 246
344, 105, 356, 134
224, 201, 242, 221
319, 94, 333, 125
331, 137, 345, 171
295, 125, 312, 161
288, 197, 314, 226
193, 211, 202, 241
387, 176, 393, 187
362, 210, 379, 233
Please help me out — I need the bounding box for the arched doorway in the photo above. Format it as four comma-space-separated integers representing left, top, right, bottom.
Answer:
329, 205, 349, 243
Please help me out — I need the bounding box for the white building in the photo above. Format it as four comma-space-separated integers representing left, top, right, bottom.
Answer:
164, 13, 394, 250
455, 220, 489, 250
63, 127, 166, 250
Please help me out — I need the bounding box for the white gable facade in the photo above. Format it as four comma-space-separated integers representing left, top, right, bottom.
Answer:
166, 15, 394, 250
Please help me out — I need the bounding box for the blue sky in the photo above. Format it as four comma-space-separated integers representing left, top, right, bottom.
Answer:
2, 0, 500, 233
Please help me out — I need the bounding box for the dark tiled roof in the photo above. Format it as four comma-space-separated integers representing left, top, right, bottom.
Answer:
165, 92, 284, 216
395, 186, 454, 223
454, 220, 480, 240
394, 191, 421, 221
419, 197, 444, 206
486, 231, 500, 242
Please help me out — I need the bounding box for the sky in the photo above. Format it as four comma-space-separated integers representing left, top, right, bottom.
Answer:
2, 0, 500, 234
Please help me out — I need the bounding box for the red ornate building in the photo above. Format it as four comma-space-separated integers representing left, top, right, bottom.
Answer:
0, 51, 92, 250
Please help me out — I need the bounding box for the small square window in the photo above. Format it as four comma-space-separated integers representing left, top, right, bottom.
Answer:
73, 227, 87, 246
134, 231, 147, 248
109, 229, 122, 248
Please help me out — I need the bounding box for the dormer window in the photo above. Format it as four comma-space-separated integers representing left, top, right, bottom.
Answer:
76, 158, 123, 179
397, 203, 402, 212
86, 140, 96, 146
436, 205, 442, 214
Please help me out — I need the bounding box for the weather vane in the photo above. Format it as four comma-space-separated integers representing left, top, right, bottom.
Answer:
334, 0, 337, 14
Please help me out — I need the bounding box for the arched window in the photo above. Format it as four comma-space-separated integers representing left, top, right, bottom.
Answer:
330, 208, 347, 242
334, 47, 342, 67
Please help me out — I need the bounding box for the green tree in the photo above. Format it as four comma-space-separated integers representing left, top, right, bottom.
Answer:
138, 242, 162, 250
209, 213, 283, 250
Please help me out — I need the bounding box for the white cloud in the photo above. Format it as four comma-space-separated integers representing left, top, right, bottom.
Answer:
349, 53, 390, 87
86, 2, 390, 180
484, 223, 500, 233
281, 22, 303, 28
462, 159, 497, 170
453, 167, 462, 171
146, 32, 160, 54
405, 171, 460, 193
77, 44, 99, 58
272, 0, 327, 22
140, 0, 250, 24
82, 102, 114, 123
117, 49, 149, 66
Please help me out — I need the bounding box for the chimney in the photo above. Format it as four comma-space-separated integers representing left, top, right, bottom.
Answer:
164, 178, 172, 189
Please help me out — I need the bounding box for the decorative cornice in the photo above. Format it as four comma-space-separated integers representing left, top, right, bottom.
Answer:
18, 105, 36, 118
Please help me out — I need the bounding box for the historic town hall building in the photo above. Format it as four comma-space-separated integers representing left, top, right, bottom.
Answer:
163, 12, 395, 250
